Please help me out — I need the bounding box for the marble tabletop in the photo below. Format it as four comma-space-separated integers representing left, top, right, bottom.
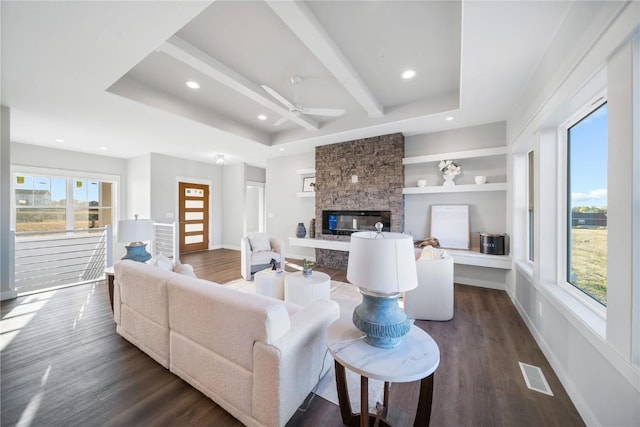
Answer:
327, 318, 440, 383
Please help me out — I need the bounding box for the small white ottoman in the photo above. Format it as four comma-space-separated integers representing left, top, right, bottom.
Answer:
284, 271, 331, 306
254, 269, 287, 300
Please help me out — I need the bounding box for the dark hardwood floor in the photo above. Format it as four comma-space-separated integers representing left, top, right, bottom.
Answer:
1, 249, 584, 427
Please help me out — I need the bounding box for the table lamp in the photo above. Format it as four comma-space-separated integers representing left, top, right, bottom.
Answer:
347, 225, 418, 348
118, 214, 153, 262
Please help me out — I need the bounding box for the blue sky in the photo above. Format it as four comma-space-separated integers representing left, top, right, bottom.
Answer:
569, 103, 608, 208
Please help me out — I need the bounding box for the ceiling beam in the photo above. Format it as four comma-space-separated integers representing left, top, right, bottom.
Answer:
159, 36, 319, 131
267, 0, 384, 118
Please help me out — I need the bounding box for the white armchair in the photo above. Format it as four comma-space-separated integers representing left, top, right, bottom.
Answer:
240, 233, 285, 280
404, 249, 454, 321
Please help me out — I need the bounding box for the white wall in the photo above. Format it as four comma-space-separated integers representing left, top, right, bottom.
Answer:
1, 106, 16, 300
221, 163, 245, 249
148, 153, 223, 250
507, 3, 639, 426
126, 153, 151, 219
265, 152, 315, 260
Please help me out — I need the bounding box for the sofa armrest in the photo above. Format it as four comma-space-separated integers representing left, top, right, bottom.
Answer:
252, 299, 339, 427
240, 237, 252, 280
269, 237, 285, 270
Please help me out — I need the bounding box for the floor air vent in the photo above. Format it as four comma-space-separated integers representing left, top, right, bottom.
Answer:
518, 362, 554, 396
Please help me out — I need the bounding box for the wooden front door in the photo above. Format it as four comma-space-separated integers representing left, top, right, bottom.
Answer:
178, 182, 209, 253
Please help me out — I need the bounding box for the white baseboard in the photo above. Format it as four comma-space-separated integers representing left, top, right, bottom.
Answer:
454, 276, 504, 290
1, 289, 17, 301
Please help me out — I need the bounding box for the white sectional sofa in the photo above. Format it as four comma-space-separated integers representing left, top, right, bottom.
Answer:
113, 260, 339, 427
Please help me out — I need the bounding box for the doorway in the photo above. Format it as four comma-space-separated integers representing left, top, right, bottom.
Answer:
245, 181, 265, 235
178, 182, 209, 253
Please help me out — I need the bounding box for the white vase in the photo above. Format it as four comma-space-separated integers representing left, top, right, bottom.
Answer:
443, 173, 457, 186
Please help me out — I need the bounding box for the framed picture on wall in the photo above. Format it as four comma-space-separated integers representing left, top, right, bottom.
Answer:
430, 205, 470, 249
302, 177, 316, 192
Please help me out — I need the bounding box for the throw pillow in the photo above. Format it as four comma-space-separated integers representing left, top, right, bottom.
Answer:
174, 262, 197, 278
249, 233, 271, 252
418, 245, 436, 260
155, 253, 174, 271
419, 246, 448, 260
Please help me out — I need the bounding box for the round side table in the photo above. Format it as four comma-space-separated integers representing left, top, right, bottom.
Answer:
284, 271, 331, 306
327, 320, 440, 427
254, 269, 287, 300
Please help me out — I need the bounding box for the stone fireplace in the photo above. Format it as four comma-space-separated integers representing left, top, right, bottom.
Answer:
313, 133, 404, 269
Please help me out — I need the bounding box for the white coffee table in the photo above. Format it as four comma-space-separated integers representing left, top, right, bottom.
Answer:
284, 271, 331, 306
254, 269, 287, 300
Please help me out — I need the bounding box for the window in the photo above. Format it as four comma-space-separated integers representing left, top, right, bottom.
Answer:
566, 101, 607, 305
528, 150, 534, 262
15, 175, 67, 232
73, 179, 113, 230
14, 174, 115, 233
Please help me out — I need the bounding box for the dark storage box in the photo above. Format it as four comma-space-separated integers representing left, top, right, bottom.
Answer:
480, 233, 505, 255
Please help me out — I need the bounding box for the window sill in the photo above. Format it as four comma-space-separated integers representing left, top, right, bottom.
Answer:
514, 261, 606, 339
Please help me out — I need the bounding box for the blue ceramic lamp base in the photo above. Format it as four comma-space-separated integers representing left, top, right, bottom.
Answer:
352, 289, 411, 348
122, 243, 152, 263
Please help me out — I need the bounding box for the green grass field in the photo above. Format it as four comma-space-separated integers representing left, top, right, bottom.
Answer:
570, 227, 607, 305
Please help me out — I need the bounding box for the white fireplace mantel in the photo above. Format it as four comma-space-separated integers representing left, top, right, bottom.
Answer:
288, 237, 350, 252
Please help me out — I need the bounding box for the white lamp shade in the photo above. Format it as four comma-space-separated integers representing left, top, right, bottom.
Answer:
118, 219, 153, 243
347, 231, 418, 293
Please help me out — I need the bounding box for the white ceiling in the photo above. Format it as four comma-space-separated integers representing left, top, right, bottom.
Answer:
2, 1, 575, 167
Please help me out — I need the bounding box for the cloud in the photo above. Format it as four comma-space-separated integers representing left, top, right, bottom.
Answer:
572, 188, 607, 202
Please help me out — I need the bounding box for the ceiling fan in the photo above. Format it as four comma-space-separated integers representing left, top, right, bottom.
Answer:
261, 76, 345, 126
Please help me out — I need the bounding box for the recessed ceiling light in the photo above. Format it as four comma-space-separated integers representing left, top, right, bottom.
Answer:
401, 69, 416, 79
258, 114, 267, 121
99, 146, 108, 151
55, 138, 64, 143
279, 148, 285, 151
446, 116, 454, 121
186, 81, 200, 89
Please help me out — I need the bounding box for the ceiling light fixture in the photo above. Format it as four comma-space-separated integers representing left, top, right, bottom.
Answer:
279, 148, 285, 151
186, 81, 200, 89
55, 138, 64, 143
215, 154, 225, 166
99, 146, 108, 151
446, 116, 454, 121
258, 114, 267, 121
401, 69, 416, 79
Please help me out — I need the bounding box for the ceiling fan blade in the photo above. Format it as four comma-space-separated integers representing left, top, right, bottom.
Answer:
300, 107, 345, 117
273, 116, 289, 126
261, 85, 296, 111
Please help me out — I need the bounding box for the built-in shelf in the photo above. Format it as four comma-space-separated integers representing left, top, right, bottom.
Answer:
296, 168, 315, 175
445, 248, 512, 270
289, 237, 349, 251
296, 192, 315, 198
403, 146, 508, 165
403, 182, 507, 194
289, 238, 512, 269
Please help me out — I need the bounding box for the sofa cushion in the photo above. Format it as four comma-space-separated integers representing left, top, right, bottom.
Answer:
250, 250, 281, 265
167, 276, 291, 372
249, 233, 271, 252
173, 262, 196, 277
114, 260, 172, 328
152, 253, 174, 271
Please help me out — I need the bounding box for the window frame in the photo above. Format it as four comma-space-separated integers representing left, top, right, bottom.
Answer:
557, 92, 608, 319
527, 149, 535, 262
11, 166, 119, 235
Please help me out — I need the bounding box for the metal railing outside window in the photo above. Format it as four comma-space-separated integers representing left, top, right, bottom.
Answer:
12, 225, 113, 295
